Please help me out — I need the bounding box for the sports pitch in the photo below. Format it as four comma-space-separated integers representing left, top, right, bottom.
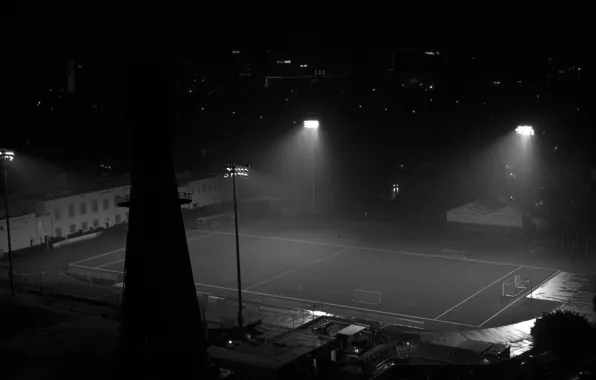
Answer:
68, 228, 561, 330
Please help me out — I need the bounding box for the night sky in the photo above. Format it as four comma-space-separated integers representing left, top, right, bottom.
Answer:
4, 30, 593, 210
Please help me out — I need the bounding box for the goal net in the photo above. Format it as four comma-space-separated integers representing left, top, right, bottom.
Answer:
353, 289, 382, 305
502, 276, 532, 298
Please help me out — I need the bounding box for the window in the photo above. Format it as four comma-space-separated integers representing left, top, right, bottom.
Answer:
92, 199, 99, 213
103, 198, 110, 210
93, 219, 99, 228
208, 184, 212, 192
68, 203, 75, 218
80, 202, 87, 215
69, 224, 76, 234
54, 207, 61, 221
55, 227, 62, 237
115, 214, 122, 224
81, 221, 88, 231
125, 212, 129, 221
196, 187, 200, 194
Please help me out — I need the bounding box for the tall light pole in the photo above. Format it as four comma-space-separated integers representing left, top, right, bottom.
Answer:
1, 149, 15, 297
224, 164, 249, 327
516, 126, 535, 230
303, 120, 319, 213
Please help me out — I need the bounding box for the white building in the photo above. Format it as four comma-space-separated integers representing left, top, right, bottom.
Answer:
446, 201, 523, 234
0, 174, 229, 252
0, 213, 38, 255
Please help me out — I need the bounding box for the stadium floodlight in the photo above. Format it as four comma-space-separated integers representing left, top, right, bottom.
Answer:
0, 150, 14, 161
303, 120, 319, 129
0, 148, 16, 297
516, 125, 534, 136
223, 163, 250, 327
224, 164, 249, 178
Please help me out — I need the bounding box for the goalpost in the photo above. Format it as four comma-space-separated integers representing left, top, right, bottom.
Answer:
502, 275, 533, 299
353, 289, 382, 305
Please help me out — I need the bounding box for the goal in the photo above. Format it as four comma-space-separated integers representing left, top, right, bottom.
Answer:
353, 289, 382, 305
502, 276, 532, 298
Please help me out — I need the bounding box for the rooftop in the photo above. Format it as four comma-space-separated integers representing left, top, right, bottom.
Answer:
16, 172, 221, 202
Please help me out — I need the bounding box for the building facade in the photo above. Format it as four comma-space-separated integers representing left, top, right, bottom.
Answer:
0, 213, 38, 255
0, 174, 228, 253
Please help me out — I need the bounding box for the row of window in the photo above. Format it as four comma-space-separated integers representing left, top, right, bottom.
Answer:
190, 181, 221, 194
54, 213, 128, 237
55, 196, 123, 221
54, 183, 221, 221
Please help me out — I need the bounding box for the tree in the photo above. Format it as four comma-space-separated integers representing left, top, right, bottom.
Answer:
530, 310, 595, 365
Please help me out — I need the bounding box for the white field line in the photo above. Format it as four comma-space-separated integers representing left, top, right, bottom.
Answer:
69, 264, 123, 274
244, 249, 350, 291
478, 269, 562, 328
70, 248, 125, 266
434, 266, 523, 320
97, 259, 125, 269
193, 230, 558, 271
70, 232, 215, 268
193, 281, 477, 328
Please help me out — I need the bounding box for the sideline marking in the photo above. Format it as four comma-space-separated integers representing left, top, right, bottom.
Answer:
434, 266, 522, 320
70, 232, 215, 267
478, 269, 561, 328
192, 229, 558, 271
193, 281, 478, 328
244, 248, 350, 291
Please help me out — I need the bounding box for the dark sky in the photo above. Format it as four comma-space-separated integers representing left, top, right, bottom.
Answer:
4, 29, 592, 175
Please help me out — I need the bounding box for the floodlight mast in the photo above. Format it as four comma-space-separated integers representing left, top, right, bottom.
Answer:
224, 164, 250, 327
0, 148, 15, 297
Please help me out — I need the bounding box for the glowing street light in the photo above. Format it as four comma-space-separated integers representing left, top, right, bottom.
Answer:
223, 164, 250, 327
516, 125, 534, 136
303, 120, 319, 129
0, 149, 16, 297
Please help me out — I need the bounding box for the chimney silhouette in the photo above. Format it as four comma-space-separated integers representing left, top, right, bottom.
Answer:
119, 47, 211, 378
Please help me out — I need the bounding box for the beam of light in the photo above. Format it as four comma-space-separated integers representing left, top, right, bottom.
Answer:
516, 126, 534, 136
303, 120, 319, 129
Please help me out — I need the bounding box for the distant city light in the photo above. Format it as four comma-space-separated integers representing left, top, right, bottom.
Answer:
384, 108, 387, 111
372, 88, 376, 92
277, 60, 291, 64
300, 64, 308, 68
37, 101, 41, 106
232, 50, 241, 54
303, 120, 319, 129
456, 100, 459, 104
516, 126, 534, 136
358, 105, 362, 108
412, 110, 416, 114
536, 95, 540, 98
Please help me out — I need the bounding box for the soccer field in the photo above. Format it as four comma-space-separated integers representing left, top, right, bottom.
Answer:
68, 229, 560, 330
